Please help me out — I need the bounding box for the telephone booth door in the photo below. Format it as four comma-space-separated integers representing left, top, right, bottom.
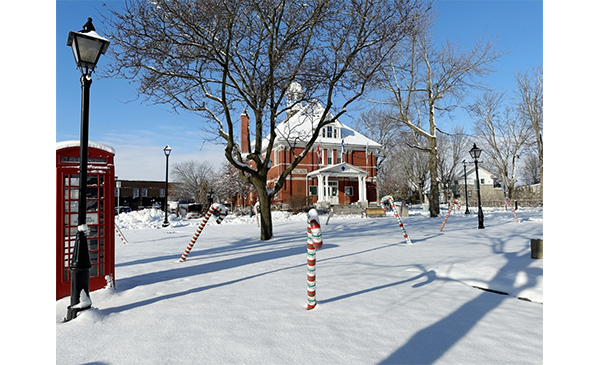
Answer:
56, 141, 116, 300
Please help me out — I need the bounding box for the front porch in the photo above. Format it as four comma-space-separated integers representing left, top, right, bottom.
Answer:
306, 162, 371, 209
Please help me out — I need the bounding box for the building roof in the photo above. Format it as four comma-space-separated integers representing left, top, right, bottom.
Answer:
57, 140, 116, 154
255, 99, 381, 151
306, 162, 368, 177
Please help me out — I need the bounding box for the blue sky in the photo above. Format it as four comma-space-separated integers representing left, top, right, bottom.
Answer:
55, 0, 543, 181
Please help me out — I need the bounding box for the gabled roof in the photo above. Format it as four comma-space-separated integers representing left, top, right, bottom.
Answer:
306, 162, 368, 177
455, 166, 496, 179
255, 100, 381, 150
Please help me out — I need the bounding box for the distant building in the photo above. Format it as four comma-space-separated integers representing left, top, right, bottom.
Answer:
452, 166, 504, 207
115, 180, 170, 210
236, 86, 380, 210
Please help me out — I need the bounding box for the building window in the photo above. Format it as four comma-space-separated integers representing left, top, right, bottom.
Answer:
344, 186, 353, 196
142, 188, 148, 197
309, 186, 318, 196
327, 149, 333, 165
133, 188, 139, 198
160, 188, 165, 198
337, 150, 342, 164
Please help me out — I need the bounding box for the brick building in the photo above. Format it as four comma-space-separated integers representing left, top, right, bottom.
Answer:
237, 94, 380, 210
115, 180, 169, 210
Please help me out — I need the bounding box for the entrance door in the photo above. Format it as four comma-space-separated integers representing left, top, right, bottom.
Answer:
327, 181, 339, 204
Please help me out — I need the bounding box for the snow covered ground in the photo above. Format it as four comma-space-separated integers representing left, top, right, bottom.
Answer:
55, 205, 543, 364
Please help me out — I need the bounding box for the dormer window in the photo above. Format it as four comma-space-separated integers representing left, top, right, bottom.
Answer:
321, 125, 340, 139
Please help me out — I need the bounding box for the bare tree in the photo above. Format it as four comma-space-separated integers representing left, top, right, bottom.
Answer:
470, 91, 534, 199
171, 160, 216, 203
437, 125, 470, 203
356, 106, 407, 201
102, 0, 429, 240
515, 66, 543, 190
375, 10, 502, 217
213, 161, 255, 210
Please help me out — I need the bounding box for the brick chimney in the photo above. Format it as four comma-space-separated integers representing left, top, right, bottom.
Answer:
241, 110, 250, 153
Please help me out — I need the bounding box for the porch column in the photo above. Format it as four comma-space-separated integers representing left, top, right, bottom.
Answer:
317, 175, 324, 202
358, 175, 366, 203
324, 175, 329, 202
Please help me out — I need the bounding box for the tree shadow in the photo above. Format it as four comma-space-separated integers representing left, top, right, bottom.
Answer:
377, 237, 542, 364
319, 268, 437, 305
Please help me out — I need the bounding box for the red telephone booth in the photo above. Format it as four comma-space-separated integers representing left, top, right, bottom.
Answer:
56, 141, 116, 300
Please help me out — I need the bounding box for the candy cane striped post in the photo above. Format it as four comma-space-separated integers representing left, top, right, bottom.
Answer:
179, 204, 226, 262
306, 208, 323, 310
380, 196, 412, 244
504, 197, 519, 222
115, 223, 129, 244
325, 207, 334, 225
439, 199, 461, 232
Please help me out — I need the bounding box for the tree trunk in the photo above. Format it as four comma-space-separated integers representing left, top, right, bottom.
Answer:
256, 184, 273, 241
428, 147, 440, 217
428, 98, 440, 218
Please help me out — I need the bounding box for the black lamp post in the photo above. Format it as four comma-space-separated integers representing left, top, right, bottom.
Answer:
462, 160, 470, 214
207, 188, 214, 208
65, 18, 110, 321
162, 145, 172, 227
469, 143, 484, 229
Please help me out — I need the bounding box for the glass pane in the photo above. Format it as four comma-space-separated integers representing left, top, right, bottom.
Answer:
90, 265, 98, 277
86, 187, 98, 199
87, 175, 98, 186
70, 201, 78, 212
89, 226, 98, 238
90, 251, 98, 264
86, 200, 98, 212
99, 175, 105, 185
70, 188, 79, 199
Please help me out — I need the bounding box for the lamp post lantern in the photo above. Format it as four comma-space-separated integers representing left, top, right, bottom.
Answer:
462, 160, 470, 214
65, 17, 110, 321
469, 144, 484, 229
162, 145, 172, 227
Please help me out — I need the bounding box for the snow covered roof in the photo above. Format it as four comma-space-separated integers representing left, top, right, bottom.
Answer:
56, 140, 116, 155
255, 100, 381, 151
306, 162, 368, 177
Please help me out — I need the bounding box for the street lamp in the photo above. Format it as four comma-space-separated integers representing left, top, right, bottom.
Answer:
207, 188, 214, 209
462, 160, 470, 214
65, 18, 110, 321
162, 145, 172, 227
469, 143, 484, 229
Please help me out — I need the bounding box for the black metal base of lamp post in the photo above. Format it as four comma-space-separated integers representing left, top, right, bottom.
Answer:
66, 231, 92, 321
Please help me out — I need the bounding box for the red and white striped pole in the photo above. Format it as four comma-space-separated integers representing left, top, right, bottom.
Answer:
380, 195, 412, 244
306, 208, 323, 310
505, 197, 519, 222
115, 223, 128, 244
179, 204, 226, 262
439, 199, 461, 232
